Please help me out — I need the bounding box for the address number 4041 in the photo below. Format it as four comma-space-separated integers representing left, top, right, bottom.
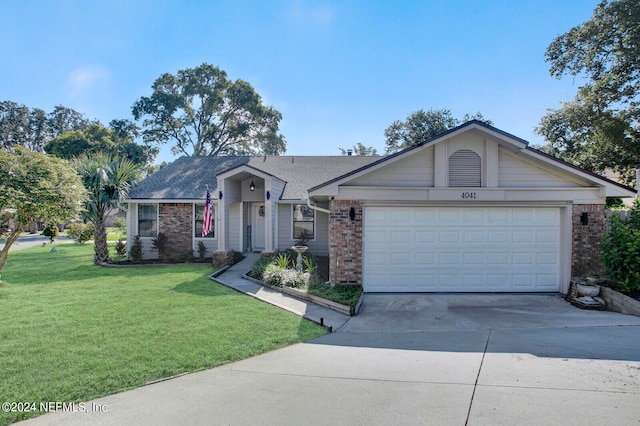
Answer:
461, 192, 477, 199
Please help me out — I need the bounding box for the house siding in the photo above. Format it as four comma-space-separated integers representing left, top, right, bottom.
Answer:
159, 203, 192, 260
571, 204, 606, 276
348, 148, 434, 187
277, 203, 329, 255
499, 149, 585, 188
228, 203, 241, 251
329, 200, 362, 285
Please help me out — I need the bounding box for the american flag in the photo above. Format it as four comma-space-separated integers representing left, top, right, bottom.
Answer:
202, 189, 213, 237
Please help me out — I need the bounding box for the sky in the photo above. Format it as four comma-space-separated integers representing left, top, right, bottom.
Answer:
0, 0, 599, 164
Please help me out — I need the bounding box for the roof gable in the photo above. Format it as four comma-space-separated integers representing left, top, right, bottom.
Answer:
309, 120, 636, 198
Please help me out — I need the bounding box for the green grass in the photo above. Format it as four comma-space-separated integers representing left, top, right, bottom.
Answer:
0, 244, 327, 425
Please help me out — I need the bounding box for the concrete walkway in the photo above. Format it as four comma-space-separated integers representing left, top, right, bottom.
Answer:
211, 253, 351, 331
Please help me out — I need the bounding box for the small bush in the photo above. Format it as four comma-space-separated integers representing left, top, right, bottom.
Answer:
231, 250, 244, 265
130, 235, 143, 262
115, 239, 127, 256
42, 222, 59, 244
151, 232, 169, 261
250, 256, 273, 280
67, 222, 94, 244
176, 250, 194, 263
197, 241, 207, 261
263, 264, 309, 288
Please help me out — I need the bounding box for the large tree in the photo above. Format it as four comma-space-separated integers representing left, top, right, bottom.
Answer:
45, 122, 156, 166
132, 63, 286, 157
384, 109, 492, 154
0, 102, 92, 152
0, 148, 86, 271
73, 153, 140, 264
536, 0, 640, 185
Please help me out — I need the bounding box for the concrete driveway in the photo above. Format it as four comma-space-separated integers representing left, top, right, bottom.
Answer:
20, 294, 640, 425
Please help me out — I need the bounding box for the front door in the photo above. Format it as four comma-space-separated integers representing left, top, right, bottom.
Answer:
252, 203, 266, 251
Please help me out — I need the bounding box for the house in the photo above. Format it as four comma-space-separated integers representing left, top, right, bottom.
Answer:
126, 121, 637, 294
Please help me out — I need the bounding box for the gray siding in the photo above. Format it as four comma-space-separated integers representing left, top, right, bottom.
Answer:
277, 202, 329, 256
498, 149, 585, 188
348, 148, 434, 187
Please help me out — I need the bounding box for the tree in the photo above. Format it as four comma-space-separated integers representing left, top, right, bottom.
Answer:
73, 153, 140, 264
0, 101, 91, 152
132, 63, 286, 157
536, 0, 640, 185
45, 122, 156, 166
0, 101, 48, 151
384, 109, 493, 154
339, 142, 379, 156
0, 148, 86, 271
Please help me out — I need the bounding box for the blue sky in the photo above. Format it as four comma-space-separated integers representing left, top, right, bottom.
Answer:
1, 0, 598, 163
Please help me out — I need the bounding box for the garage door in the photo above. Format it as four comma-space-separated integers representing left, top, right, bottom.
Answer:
363, 206, 560, 292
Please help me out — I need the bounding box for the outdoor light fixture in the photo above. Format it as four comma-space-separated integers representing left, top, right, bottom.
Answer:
581, 212, 589, 225
218, 191, 223, 200
349, 207, 356, 221
250, 180, 255, 192
266, 191, 271, 200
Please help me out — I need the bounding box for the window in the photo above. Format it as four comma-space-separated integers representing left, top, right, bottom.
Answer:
194, 204, 215, 238
138, 204, 157, 237
449, 149, 482, 187
292, 204, 314, 240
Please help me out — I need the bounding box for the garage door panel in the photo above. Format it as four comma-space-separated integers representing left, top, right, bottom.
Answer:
364, 206, 561, 293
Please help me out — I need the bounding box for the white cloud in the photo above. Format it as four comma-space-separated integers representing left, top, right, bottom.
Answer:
68, 65, 111, 97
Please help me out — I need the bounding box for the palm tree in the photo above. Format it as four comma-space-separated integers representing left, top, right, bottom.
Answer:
73, 153, 140, 263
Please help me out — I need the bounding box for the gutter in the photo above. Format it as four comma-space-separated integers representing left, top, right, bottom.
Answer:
305, 196, 330, 214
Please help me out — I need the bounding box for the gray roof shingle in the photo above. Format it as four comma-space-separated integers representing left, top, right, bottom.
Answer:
129, 155, 379, 200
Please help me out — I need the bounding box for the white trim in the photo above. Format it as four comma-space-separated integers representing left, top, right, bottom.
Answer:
136, 203, 159, 238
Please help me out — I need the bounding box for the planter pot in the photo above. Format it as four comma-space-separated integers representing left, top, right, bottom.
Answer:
576, 283, 600, 297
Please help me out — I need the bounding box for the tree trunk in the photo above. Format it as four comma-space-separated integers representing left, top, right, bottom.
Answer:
0, 225, 26, 271
93, 219, 110, 264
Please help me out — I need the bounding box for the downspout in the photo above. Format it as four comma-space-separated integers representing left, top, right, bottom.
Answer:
636, 167, 639, 198
305, 196, 330, 214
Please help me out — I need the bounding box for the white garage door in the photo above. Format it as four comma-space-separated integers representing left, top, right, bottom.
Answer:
363, 206, 560, 292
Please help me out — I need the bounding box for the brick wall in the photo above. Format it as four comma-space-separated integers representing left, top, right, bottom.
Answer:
572, 204, 605, 276
329, 200, 362, 285
159, 203, 192, 260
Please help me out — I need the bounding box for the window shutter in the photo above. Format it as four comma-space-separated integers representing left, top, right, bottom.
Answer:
449, 149, 481, 187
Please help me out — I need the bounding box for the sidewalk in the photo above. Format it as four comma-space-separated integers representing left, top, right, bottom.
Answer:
212, 253, 351, 331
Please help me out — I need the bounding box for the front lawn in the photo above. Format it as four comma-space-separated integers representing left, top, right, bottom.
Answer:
0, 244, 327, 425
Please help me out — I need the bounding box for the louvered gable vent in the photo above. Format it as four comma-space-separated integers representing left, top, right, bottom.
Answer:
448, 149, 481, 187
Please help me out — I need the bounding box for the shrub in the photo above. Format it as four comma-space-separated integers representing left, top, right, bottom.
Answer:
601, 199, 640, 292
115, 239, 127, 256
263, 264, 309, 288
176, 250, 194, 263
197, 241, 207, 261
42, 222, 59, 244
130, 235, 143, 262
151, 232, 169, 261
231, 250, 244, 265
250, 256, 273, 280
67, 222, 94, 244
